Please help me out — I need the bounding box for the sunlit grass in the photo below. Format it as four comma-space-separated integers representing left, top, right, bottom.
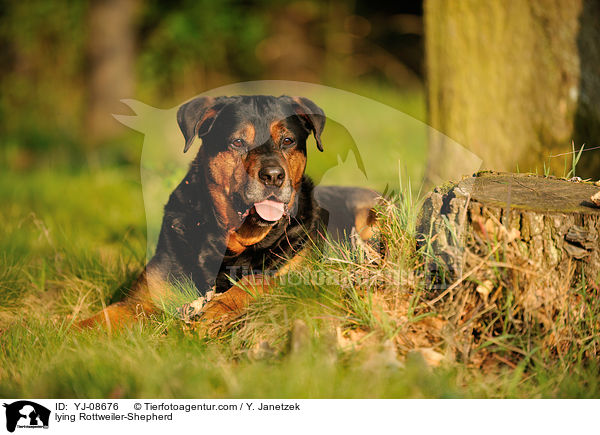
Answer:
1, 87, 600, 399
2, 162, 600, 399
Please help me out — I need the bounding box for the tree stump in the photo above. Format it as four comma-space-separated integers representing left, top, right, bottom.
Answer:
417, 172, 600, 335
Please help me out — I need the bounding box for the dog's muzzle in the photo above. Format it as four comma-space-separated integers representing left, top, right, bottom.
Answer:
238, 177, 294, 223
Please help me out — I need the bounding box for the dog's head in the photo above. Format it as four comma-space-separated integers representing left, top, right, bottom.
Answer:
177, 95, 325, 229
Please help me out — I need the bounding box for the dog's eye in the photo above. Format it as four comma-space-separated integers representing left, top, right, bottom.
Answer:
282, 137, 295, 147
231, 139, 245, 148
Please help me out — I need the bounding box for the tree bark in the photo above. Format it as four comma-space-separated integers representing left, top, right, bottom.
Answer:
424, 0, 600, 184
85, 0, 138, 147
418, 172, 600, 330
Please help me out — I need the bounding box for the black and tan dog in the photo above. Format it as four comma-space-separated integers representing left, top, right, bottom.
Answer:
79, 95, 379, 330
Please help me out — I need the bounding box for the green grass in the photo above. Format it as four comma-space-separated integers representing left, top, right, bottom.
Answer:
0, 310, 464, 398
1, 87, 600, 399
1, 163, 600, 399
0, 167, 146, 325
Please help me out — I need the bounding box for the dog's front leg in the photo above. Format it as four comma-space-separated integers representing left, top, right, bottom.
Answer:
194, 274, 274, 327
76, 267, 168, 331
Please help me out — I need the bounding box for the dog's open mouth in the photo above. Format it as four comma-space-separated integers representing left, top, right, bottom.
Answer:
237, 198, 288, 225
252, 199, 285, 221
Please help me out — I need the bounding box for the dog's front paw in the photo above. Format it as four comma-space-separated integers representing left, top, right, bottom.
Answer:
179, 276, 272, 336
196, 286, 249, 324
177, 290, 215, 324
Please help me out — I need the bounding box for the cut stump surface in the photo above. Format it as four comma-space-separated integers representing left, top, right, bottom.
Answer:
418, 172, 600, 330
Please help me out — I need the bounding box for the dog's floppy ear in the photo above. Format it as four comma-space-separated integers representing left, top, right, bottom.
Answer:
291, 96, 326, 152
177, 96, 231, 153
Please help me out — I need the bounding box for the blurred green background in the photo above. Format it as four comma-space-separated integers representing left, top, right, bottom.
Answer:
2, 0, 599, 177
0, 0, 426, 172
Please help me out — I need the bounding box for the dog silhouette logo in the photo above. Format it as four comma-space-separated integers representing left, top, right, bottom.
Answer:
3, 401, 50, 432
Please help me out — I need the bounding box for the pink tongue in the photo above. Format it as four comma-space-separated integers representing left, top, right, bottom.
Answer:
253, 200, 285, 221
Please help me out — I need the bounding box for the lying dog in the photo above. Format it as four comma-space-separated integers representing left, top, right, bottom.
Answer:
79, 95, 379, 330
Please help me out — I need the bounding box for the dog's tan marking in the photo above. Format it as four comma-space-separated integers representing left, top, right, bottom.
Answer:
232, 122, 256, 145
204, 148, 248, 230
354, 207, 377, 241
274, 246, 311, 275
269, 120, 293, 145
226, 219, 272, 254
195, 274, 275, 328
76, 269, 167, 331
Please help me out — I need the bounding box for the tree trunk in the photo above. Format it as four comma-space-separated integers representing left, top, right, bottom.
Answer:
424, 0, 600, 185
85, 0, 138, 147
418, 172, 600, 332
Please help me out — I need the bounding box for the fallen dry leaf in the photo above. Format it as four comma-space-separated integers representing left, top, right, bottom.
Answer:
476, 279, 493, 299
591, 190, 600, 207
411, 348, 445, 367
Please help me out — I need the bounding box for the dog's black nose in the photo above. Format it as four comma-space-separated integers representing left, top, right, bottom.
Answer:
259, 166, 285, 187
